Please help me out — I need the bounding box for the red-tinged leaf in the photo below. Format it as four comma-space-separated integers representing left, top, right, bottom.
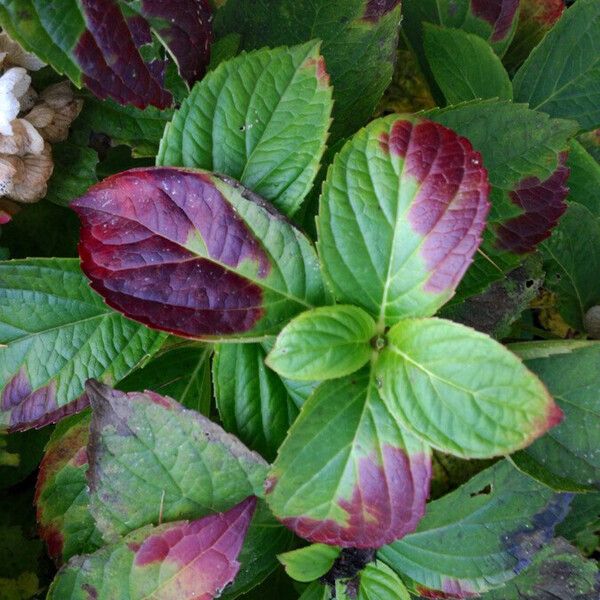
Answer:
35, 413, 102, 563
0, 0, 213, 110
266, 369, 432, 549
2, 367, 90, 432
496, 153, 570, 254
48, 497, 257, 600
470, 0, 520, 42
135, 0, 213, 85
72, 167, 326, 341
318, 115, 490, 322
75, 0, 172, 109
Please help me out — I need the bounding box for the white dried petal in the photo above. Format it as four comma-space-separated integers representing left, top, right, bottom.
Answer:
0, 119, 44, 156
0, 67, 30, 136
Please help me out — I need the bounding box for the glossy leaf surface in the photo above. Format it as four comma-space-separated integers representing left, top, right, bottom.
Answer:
266, 369, 431, 548
513, 0, 600, 132
35, 412, 102, 563
379, 461, 572, 598
375, 318, 562, 458
214, 343, 301, 462
214, 0, 401, 141
278, 544, 340, 583
317, 114, 490, 324
0, 0, 212, 108
158, 42, 333, 217
266, 306, 376, 381
73, 167, 327, 341
424, 25, 512, 104
358, 561, 410, 600
48, 497, 256, 600
0, 259, 164, 432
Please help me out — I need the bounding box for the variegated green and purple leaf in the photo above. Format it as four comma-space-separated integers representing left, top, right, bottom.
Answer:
72, 167, 327, 341
85, 381, 293, 596
0, 0, 212, 109
85, 380, 267, 539
317, 114, 490, 324
48, 496, 256, 600
158, 42, 333, 217
426, 100, 577, 302
266, 369, 432, 548
379, 460, 572, 599
0, 259, 165, 432
35, 412, 102, 563
374, 318, 562, 459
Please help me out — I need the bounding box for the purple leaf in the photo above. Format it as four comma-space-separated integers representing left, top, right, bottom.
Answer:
470, 0, 520, 42
72, 167, 326, 340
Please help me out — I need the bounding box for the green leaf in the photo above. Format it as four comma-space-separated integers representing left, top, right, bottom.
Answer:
480, 538, 600, 599
85, 381, 291, 597
513, 342, 600, 491
379, 461, 572, 598
375, 317, 562, 459
119, 341, 212, 415
214, 343, 300, 462
299, 581, 332, 600
85, 380, 268, 540
266, 306, 376, 381
77, 96, 173, 158
47, 497, 257, 600
566, 140, 600, 217
402, 0, 520, 103
0, 259, 165, 432
513, 0, 600, 132
317, 114, 490, 325
358, 561, 410, 600
266, 368, 432, 548
278, 544, 340, 583
424, 25, 512, 104
158, 42, 333, 217
45, 130, 99, 208
541, 203, 600, 331
214, 0, 401, 141
35, 412, 103, 562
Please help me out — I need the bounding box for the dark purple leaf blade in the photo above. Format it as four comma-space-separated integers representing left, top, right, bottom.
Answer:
72, 167, 326, 341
